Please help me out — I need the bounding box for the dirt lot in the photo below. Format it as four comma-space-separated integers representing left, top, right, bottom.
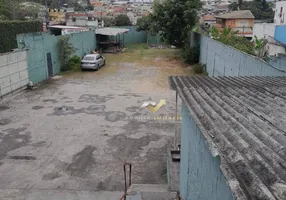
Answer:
0, 46, 193, 198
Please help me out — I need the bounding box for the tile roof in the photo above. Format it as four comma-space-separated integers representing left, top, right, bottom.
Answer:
215, 10, 255, 19
203, 15, 216, 21
169, 76, 286, 200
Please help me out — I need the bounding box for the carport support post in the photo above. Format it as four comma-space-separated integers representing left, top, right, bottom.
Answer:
174, 91, 178, 150
123, 33, 125, 48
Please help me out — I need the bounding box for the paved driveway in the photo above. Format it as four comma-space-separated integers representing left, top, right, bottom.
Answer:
0, 50, 192, 198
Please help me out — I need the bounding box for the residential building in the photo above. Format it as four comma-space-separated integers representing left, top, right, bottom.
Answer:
201, 15, 216, 28
48, 9, 66, 24
274, 1, 286, 24
169, 76, 286, 200
215, 10, 255, 37
66, 13, 103, 28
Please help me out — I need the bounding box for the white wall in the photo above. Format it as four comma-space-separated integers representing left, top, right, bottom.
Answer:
0, 50, 29, 98
253, 23, 276, 39
266, 36, 286, 56
274, 1, 286, 24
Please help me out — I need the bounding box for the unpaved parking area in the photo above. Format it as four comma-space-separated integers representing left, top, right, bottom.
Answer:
0, 47, 193, 196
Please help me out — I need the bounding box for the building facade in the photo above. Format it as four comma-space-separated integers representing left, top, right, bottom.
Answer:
215, 10, 255, 38
274, 1, 286, 24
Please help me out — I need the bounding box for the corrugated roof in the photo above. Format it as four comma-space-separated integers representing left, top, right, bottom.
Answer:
215, 10, 255, 19
95, 27, 129, 36
169, 76, 286, 200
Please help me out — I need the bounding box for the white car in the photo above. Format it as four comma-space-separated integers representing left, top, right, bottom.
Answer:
81, 54, 105, 70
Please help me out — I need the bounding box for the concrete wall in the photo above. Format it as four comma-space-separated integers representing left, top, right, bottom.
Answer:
17, 31, 96, 84
199, 33, 286, 76
0, 50, 29, 98
274, 25, 286, 44
267, 54, 286, 69
180, 104, 235, 200
253, 23, 276, 39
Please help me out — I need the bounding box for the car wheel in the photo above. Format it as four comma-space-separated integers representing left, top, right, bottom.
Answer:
103, 60, 106, 66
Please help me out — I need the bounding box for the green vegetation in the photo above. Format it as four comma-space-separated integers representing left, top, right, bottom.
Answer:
59, 35, 76, 72
136, 16, 152, 32
135, 0, 201, 48
182, 44, 200, 65
113, 14, 131, 26
134, 0, 201, 65
102, 17, 113, 27
68, 55, 82, 71
0, 0, 25, 20
229, 0, 274, 21
0, 20, 42, 53
194, 64, 208, 75
151, 0, 201, 48
210, 27, 255, 55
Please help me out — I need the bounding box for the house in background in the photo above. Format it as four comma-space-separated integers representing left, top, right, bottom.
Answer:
200, 15, 216, 28
169, 76, 286, 200
66, 12, 103, 28
215, 10, 255, 38
274, 1, 286, 24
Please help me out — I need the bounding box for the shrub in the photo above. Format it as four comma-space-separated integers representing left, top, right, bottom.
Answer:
182, 44, 200, 65
68, 56, 81, 71
0, 20, 42, 53
59, 36, 76, 71
194, 64, 207, 75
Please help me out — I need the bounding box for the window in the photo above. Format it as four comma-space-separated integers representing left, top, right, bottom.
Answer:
83, 56, 95, 61
72, 17, 76, 22
88, 16, 93, 21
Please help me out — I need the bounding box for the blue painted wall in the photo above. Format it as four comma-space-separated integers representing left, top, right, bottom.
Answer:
17, 31, 96, 84
274, 26, 286, 44
180, 104, 235, 200
198, 32, 286, 76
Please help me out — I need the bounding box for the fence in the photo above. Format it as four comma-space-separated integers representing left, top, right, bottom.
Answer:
17, 31, 97, 84
0, 50, 29, 98
197, 32, 286, 76
107, 26, 147, 45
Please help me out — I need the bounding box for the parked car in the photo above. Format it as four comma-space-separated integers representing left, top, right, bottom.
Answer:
81, 54, 105, 70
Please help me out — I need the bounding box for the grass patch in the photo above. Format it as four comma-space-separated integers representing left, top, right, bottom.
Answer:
104, 44, 184, 67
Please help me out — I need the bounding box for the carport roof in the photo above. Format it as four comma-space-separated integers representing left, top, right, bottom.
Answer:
169, 76, 286, 200
95, 27, 129, 36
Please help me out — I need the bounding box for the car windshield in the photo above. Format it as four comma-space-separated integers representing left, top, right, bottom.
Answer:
83, 56, 95, 61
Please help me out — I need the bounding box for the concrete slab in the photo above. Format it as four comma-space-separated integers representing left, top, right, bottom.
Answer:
0, 60, 191, 199
0, 189, 123, 200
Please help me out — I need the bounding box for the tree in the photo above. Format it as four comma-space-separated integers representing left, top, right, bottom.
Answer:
136, 16, 152, 31
229, 0, 274, 21
102, 17, 113, 27
0, 0, 25, 20
210, 27, 255, 55
59, 35, 76, 71
150, 0, 201, 47
113, 14, 131, 26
